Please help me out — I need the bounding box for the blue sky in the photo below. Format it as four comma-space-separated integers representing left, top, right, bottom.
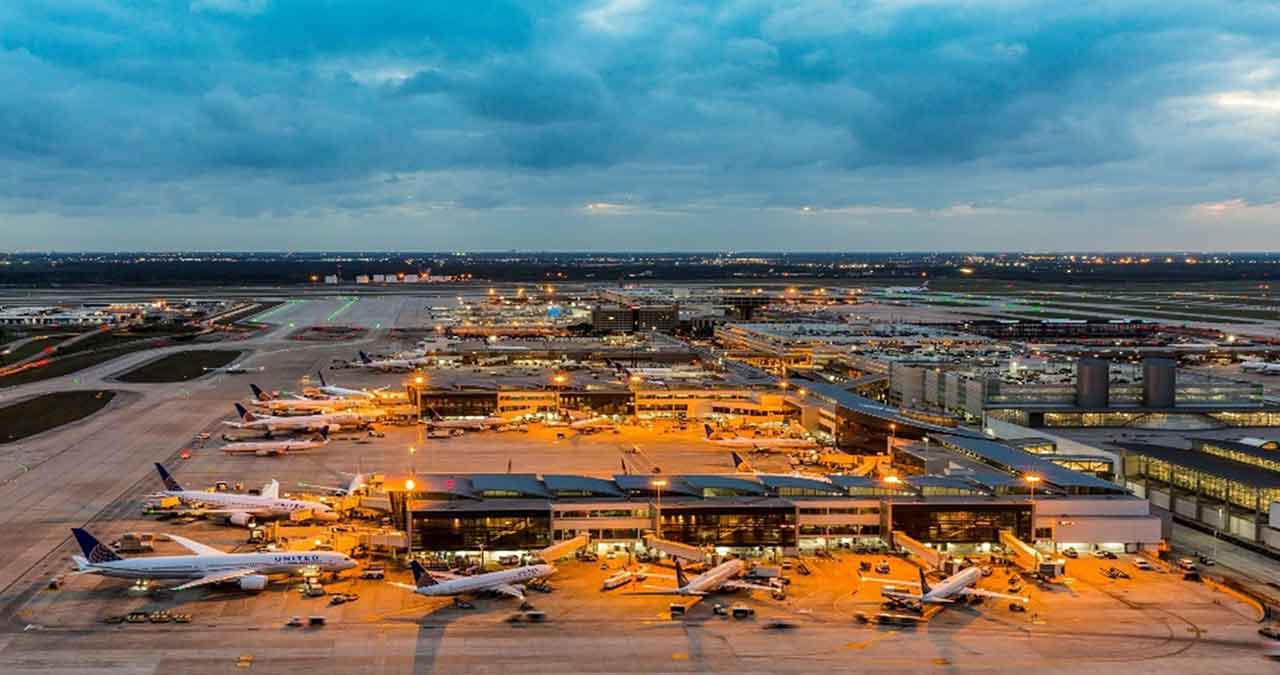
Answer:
2, 0, 1279, 251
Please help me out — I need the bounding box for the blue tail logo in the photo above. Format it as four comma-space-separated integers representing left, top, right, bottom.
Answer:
409, 560, 436, 587
317, 371, 327, 387
155, 462, 183, 492
250, 384, 270, 401
358, 351, 372, 364
675, 558, 689, 588
72, 528, 122, 564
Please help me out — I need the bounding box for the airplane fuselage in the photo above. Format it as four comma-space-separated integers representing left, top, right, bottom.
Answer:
81, 551, 354, 581
416, 564, 555, 597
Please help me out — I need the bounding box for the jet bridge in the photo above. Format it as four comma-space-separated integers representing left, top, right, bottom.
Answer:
890, 530, 943, 571
999, 529, 1041, 571
643, 534, 705, 562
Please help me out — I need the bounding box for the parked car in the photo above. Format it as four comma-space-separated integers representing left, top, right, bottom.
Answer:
1061, 548, 1079, 559
1177, 558, 1198, 572
1132, 559, 1155, 571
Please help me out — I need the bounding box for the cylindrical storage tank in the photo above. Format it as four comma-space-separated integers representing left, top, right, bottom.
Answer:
1076, 358, 1110, 408
1143, 358, 1177, 408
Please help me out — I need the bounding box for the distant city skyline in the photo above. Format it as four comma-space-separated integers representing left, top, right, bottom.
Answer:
2, 1, 1280, 250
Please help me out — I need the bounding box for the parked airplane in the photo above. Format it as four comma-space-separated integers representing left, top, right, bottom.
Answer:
632, 558, 778, 597
153, 463, 335, 527
861, 566, 1029, 607
298, 471, 368, 496
249, 385, 366, 413
426, 408, 506, 430
70, 528, 355, 591
1241, 360, 1280, 375
390, 560, 556, 600
314, 371, 387, 399
203, 361, 263, 374
570, 415, 618, 431
225, 403, 360, 434
355, 351, 425, 372
703, 424, 818, 449
883, 281, 930, 294
221, 428, 330, 456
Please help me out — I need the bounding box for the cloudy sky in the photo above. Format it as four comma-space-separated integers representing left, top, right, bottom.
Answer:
2, 0, 1279, 251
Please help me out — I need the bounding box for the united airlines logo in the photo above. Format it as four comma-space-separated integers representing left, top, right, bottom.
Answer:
89, 543, 118, 564
272, 554, 323, 564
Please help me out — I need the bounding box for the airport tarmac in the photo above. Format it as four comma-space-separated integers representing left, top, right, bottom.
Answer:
1, 293, 1277, 673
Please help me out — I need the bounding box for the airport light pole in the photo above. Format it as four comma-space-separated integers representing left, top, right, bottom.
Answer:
1025, 474, 1042, 548
652, 479, 668, 539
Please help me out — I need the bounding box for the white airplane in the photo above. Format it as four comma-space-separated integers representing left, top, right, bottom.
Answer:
313, 371, 387, 399
298, 472, 368, 496
220, 428, 330, 457
861, 566, 1029, 607
631, 558, 779, 597
425, 408, 506, 430
153, 463, 335, 527
882, 280, 930, 294
1241, 360, 1280, 375
570, 415, 618, 431
70, 528, 355, 591
355, 350, 425, 372
203, 361, 263, 375
225, 403, 361, 434
390, 560, 556, 600
249, 385, 367, 413
703, 424, 818, 450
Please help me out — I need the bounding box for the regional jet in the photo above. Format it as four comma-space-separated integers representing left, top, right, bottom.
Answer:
224, 403, 361, 434
313, 371, 387, 399
70, 528, 355, 591
203, 361, 263, 375
355, 351, 426, 372
861, 566, 1029, 607
153, 463, 335, 527
249, 385, 367, 413
632, 558, 779, 597
390, 560, 556, 601
220, 428, 330, 456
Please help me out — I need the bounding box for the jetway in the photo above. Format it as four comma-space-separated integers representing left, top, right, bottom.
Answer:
537, 534, 591, 562
643, 534, 705, 562
999, 529, 1041, 571
890, 530, 943, 571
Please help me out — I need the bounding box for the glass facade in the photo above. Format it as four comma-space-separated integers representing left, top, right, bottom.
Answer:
892, 503, 1031, 543
658, 507, 796, 548
409, 510, 552, 551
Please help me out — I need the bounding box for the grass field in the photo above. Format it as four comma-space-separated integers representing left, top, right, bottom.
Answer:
0, 335, 73, 364
0, 345, 152, 388
0, 390, 116, 444
117, 349, 242, 383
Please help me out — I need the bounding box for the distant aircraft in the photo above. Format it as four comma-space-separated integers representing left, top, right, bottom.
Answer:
390, 560, 556, 600
1240, 360, 1280, 375
70, 528, 355, 591
249, 384, 366, 413
703, 424, 818, 450
425, 408, 505, 430
298, 471, 368, 496
631, 558, 778, 597
570, 415, 618, 431
314, 371, 386, 399
153, 463, 335, 527
225, 403, 361, 434
355, 351, 424, 372
861, 566, 1029, 608
220, 428, 330, 457
883, 281, 930, 294
203, 361, 263, 375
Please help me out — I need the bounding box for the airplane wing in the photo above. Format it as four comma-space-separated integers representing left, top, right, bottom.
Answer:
493, 584, 526, 599
386, 581, 420, 592
721, 580, 781, 593
171, 568, 259, 591
858, 575, 922, 588
164, 534, 227, 557
958, 587, 1029, 603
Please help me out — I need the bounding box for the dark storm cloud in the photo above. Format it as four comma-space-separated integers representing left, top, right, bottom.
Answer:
1, 0, 1279, 249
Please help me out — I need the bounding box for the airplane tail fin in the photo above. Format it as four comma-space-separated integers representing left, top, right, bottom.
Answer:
250, 384, 271, 402
358, 351, 372, 364
346, 473, 366, 495
317, 371, 327, 387
155, 463, 183, 492
918, 568, 931, 595
260, 479, 280, 500
703, 424, 714, 439
506, 458, 513, 474
674, 558, 689, 589
409, 560, 437, 588
71, 528, 122, 564
429, 407, 443, 422
317, 427, 330, 442
731, 452, 753, 474
234, 402, 257, 422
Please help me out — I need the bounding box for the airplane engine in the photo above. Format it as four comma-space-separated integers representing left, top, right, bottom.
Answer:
312, 511, 340, 522
228, 512, 255, 528
238, 574, 268, 591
